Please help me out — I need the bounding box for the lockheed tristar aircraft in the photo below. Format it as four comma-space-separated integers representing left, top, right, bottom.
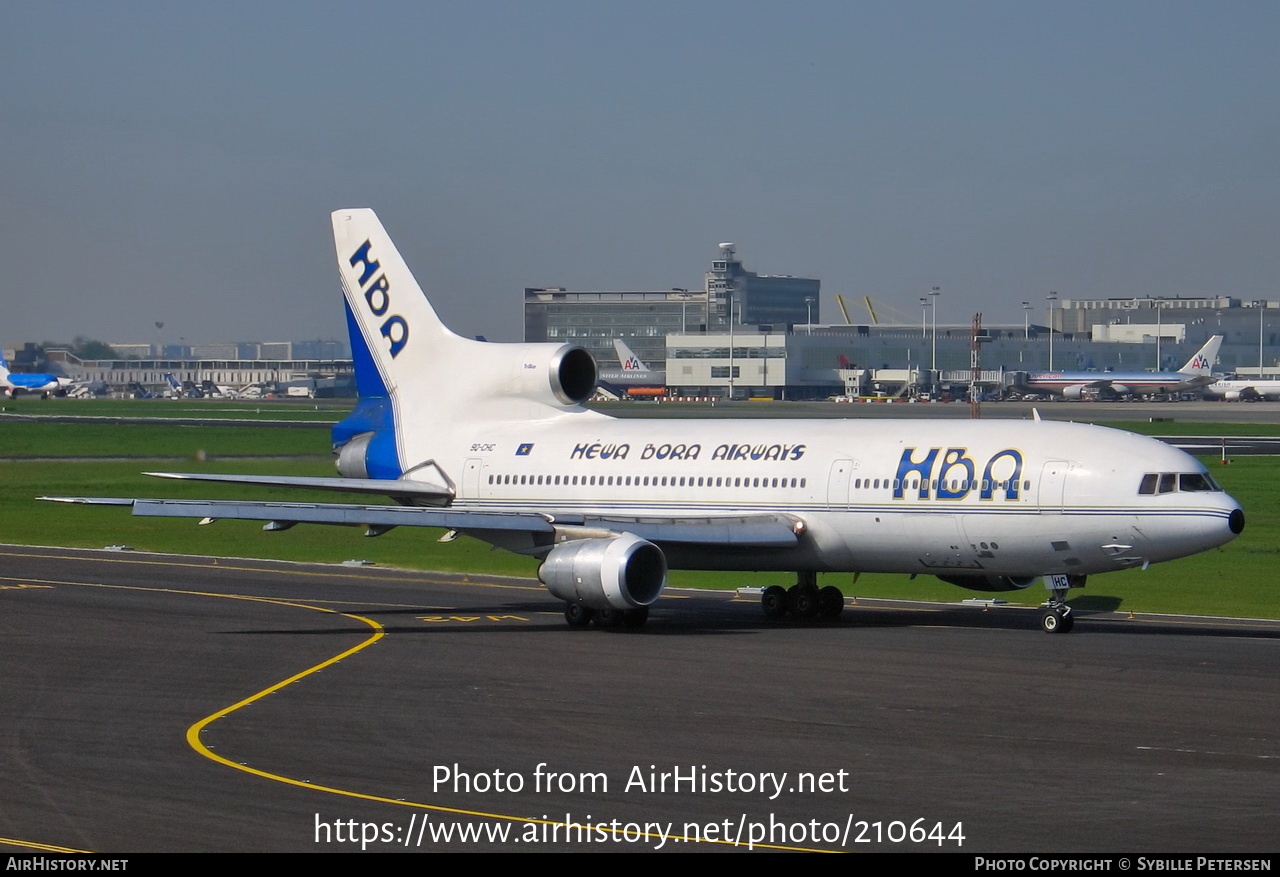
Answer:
45, 210, 1245, 633
1015, 335, 1222, 399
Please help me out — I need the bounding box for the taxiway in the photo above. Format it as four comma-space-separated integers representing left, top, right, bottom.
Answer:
1, 546, 1275, 852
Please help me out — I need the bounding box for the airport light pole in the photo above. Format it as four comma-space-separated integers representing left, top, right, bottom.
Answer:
1153, 298, 1163, 370
1047, 291, 1058, 371
929, 286, 940, 391
728, 289, 734, 401
805, 296, 815, 335
921, 297, 928, 339
1022, 301, 1031, 340
1258, 300, 1266, 378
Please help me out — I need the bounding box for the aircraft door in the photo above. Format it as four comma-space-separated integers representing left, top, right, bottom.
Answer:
462, 458, 484, 498
1038, 460, 1069, 513
827, 459, 855, 506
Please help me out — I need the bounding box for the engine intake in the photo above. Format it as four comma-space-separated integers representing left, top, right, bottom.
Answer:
538, 534, 667, 610
548, 345, 598, 406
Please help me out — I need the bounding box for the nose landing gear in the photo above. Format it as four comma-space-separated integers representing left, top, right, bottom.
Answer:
1039, 575, 1083, 633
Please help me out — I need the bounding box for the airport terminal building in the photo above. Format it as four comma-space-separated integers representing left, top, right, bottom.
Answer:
524, 243, 820, 371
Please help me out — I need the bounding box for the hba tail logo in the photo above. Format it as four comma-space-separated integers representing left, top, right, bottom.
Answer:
348, 240, 410, 357
623, 357, 642, 371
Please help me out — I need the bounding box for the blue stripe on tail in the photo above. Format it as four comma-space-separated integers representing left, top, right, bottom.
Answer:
332, 299, 403, 479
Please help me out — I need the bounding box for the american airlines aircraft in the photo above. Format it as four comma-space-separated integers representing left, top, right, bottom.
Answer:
45, 210, 1245, 634
596, 339, 665, 397
1014, 335, 1222, 399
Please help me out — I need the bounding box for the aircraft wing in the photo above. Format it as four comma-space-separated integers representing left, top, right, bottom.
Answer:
140, 471, 454, 501
38, 496, 800, 548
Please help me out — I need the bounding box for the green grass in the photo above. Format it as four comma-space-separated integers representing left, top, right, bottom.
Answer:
0, 396, 347, 420
0, 423, 330, 458
1098, 421, 1280, 437
1, 415, 1274, 618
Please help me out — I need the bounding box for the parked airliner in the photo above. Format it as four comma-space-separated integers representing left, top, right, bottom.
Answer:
1014, 336, 1222, 399
45, 210, 1245, 633
597, 339, 665, 397
1205, 378, 1280, 402
1, 356, 69, 398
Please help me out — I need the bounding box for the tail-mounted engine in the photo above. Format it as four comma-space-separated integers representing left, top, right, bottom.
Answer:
509, 343, 598, 407
538, 534, 667, 610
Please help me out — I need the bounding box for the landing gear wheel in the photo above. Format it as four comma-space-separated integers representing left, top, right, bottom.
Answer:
792, 584, 820, 618
762, 586, 789, 619
564, 603, 594, 627
594, 607, 624, 628
818, 586, 845, 619
622, 607, 649, 629
1040, 604, 1073, 634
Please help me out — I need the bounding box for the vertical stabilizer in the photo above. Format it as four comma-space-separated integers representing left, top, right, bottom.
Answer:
612, 339, 649, 372
330, 209, 603, 481
332, 208, 467, 397
1180, 335, 1222, 376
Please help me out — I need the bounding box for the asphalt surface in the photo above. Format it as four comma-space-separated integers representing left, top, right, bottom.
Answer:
1, 545, 1276, 853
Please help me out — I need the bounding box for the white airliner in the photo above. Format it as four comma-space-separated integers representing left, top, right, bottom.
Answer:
1015, 336, 1222, 399
1205, 378, 1280, 402
1, 356, 70, 398
45, 210, 1245, 634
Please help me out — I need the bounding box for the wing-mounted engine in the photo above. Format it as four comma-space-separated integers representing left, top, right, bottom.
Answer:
936, 573, 1038, 592
538, 534, 667, 610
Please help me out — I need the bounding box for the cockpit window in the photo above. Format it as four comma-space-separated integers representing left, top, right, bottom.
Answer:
1179, 473, 1219, 492
1140, 471, 1223, 495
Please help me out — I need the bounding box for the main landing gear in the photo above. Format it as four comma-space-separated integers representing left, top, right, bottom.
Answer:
1039, 575, 1083, 634
761, 572, 844, 621
564, 603, 649, 630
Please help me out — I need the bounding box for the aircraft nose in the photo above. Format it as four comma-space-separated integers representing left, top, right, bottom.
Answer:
1229, 507, 1245, 535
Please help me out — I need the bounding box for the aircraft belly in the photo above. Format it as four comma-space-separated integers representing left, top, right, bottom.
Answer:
808, 509, 984, 574
962, 512, 1149, 575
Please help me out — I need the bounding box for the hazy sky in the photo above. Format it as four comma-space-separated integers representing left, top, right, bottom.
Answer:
4, 1, 1277, 347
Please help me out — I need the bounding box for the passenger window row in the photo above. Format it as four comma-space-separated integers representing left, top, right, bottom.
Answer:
487, 473, 808, 489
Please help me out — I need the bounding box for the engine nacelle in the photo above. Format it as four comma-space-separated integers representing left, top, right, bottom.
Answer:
496, 342, 597, 408
538, 534, 667, 610
1061, 385, 1086, 400
335, 431, 375, 477
937, 573, 1038, 592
